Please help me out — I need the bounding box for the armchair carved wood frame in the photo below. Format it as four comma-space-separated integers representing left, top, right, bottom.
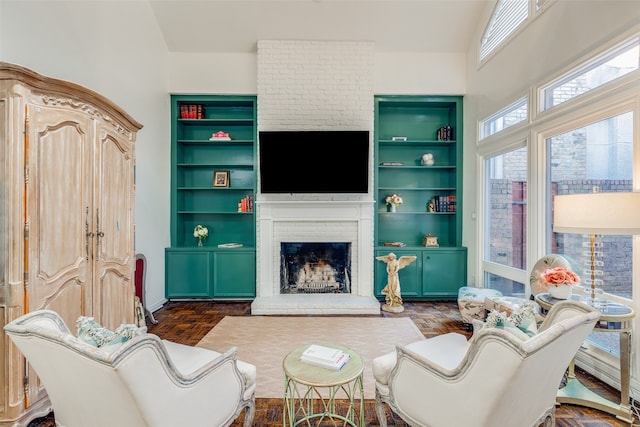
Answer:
4, 310, 256, 427
373, 300, 600, 427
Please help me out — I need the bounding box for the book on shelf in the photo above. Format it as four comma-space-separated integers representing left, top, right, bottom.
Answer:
300, 344, 350, 371
436, 125, 453, 141
380, 161, 404, 166
179, 103, 205, 119
238, 194, 254, 212
430, 195, 456, 213
383, 242, 406, 247
217, 243, 243, 248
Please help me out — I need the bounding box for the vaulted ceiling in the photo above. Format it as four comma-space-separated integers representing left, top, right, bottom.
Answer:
149, 0, 491, 54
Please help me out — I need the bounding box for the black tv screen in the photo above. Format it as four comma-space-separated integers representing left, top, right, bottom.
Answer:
259, 131, 370, 194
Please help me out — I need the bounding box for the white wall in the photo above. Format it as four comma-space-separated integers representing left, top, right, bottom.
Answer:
0, 0, 171, 311
167, 51, 467, 96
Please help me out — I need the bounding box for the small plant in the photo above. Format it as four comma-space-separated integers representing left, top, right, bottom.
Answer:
385, 194, 403, 207
193, 225, 209, 246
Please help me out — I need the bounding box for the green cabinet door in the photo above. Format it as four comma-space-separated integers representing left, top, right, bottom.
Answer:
213, 250, 256, 298
422, 248, 467, 298
165, 249, 212, 298
375, 250, 422, 298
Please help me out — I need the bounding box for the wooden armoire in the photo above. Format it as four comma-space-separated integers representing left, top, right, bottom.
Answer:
0, 62, 142, 426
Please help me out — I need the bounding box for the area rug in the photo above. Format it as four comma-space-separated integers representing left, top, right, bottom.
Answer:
196, 316, 424, 399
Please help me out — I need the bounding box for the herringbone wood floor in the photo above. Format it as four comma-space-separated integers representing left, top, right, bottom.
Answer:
151, 300, 636, 426
29, 300, 636, 426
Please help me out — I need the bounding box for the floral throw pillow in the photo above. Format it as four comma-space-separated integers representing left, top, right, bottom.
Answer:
483, 302, 538, 341
77, 316, 142, 353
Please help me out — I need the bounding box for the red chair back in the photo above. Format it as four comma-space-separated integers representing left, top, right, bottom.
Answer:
135, 255, 145, 301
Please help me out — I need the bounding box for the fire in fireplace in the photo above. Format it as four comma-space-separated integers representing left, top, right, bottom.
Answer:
280, 242, 351, 294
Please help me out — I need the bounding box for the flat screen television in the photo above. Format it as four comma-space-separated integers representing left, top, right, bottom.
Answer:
259, 131, 370, 194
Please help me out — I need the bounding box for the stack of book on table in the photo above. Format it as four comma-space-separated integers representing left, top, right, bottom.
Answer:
300, 344, 350, 371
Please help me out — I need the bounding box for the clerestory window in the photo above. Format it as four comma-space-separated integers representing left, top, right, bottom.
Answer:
539, 36, 639, 112
479, 97, 528, 140
480, 0, 555, 63
480, 0, 528, 62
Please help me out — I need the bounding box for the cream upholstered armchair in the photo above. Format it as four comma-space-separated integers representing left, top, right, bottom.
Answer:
372, 300, 600, 427
4, 310, 256, 427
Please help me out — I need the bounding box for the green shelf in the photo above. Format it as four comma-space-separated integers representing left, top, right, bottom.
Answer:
167, 95, 257, 299
374, 95, 467, 300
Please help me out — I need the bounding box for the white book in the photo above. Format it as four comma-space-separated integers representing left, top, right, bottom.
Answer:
301, 344, 344, 364
301, 351, 350, 371
217, 243, 243, 248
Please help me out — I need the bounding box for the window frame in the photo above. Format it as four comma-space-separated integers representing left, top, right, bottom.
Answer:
538, 35, 640, 113
534, 100, 638, 384
478, 133, 531, 294
479, 96, 529, 140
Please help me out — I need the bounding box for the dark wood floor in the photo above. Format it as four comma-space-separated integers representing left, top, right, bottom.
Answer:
30, 300, 637, 426
150, 300, 637, 427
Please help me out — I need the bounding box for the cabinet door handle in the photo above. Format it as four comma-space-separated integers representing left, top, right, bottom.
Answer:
95, 209, 104, 254
85, 207, 92, 260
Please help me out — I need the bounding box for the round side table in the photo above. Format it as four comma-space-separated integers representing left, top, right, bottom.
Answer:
535, 293, 635, 423
283, 343, 364, 427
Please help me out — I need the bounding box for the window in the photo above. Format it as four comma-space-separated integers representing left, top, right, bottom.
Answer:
547, 111, 633, 356
477, 11, 639, 392
479, 97, 528, 140
484, 146, 528, 296
480, 0, 528, 61
540, 36, 639, 111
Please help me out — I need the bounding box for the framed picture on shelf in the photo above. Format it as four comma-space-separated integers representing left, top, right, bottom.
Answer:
213, 170, 230, 188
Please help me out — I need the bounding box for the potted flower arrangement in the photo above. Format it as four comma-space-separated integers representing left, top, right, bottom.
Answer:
385, 194, 403, 212
193, 224, 209, 247
541, 266, 580, 299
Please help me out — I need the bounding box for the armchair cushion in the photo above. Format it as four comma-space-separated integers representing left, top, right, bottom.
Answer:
373, 332, 469, 388
457, 286, 503, 324
162, 339, 256, 400
481, 303, 539, 340
76, 316, 145, 353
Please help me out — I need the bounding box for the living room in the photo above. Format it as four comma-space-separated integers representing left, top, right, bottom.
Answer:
2, 0, 640, 425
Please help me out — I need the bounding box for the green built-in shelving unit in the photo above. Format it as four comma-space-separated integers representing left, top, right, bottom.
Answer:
166, 95, 257, 299
374, 95, 467, 299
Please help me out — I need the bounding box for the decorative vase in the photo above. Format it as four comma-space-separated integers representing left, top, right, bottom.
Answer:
548, 284, 573, 299
197, 238, 204, 247
388, 205, 397, 213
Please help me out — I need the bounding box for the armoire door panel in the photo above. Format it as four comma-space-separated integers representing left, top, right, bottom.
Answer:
94, 128, 135, 328
97, 131, 133, 264
28, 107, 93, 316
95, 268, 133, 329
37, 278, 86, 333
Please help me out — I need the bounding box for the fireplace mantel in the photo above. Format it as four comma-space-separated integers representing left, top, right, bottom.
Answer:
251, 199, 380, 315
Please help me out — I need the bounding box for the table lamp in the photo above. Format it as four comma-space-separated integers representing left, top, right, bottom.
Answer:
553, 191, 640, 304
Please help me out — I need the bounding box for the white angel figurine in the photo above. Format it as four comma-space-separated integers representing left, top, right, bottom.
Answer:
376, 252, 417, 313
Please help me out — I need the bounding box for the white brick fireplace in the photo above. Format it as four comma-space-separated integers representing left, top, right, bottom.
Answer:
251, 40, 380, 315
251, 200, 380, 314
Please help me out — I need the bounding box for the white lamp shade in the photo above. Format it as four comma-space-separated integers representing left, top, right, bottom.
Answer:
553, 192, 640, 235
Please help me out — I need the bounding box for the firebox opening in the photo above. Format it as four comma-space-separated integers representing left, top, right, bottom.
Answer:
280, 242, 351, 294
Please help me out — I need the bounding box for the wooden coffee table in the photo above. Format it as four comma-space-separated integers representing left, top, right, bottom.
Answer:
283, 343, 364, 427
